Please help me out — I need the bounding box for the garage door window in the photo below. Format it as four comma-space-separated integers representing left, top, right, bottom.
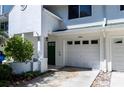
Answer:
91, 40, 98, 44
113, 38, 123, 44
67, 41, 73, 45
83, 40, 89, 44
75, 41, 80, 45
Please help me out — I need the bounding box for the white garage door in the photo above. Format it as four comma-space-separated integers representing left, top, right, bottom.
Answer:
112, 37, 124, 71
66, 39, 100, 69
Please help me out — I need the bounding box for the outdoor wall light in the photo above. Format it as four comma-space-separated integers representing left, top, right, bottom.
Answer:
78, 36, 83, 38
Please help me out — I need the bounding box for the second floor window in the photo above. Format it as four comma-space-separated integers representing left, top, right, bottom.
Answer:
68, 5, 92, 19
120, 5, 124, 11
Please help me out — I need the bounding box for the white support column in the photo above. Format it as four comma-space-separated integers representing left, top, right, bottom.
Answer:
100, 32, 106, 72
39, 36, 44, 59
37, 36, 40, 58
21, 33, 24, 41
62, 40, 66, 67
38, 5, 47, 73
38, 36, 47, 73
106, 36, 112, 72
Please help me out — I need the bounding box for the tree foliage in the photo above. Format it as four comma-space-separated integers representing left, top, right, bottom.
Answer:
0, 30, 8, 45
4, 36, 33, 62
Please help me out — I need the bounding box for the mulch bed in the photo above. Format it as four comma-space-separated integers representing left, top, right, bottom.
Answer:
0, 70, 54, 87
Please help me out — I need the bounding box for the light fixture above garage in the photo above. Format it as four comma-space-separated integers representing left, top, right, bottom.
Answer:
78, 36, 83, 38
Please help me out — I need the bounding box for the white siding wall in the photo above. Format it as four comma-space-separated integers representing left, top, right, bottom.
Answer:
45, 5, 124, 29
43, 9, 63, 37
106, 5, 124, 24
9, 5, 42, 36
45, 5, 104, 29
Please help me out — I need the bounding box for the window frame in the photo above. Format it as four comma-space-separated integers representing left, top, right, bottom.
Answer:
68, 5, 79, 19
82, 40, 89, 44
113, 38, 123, 44
120, 5, 124, 11
91, 40, 98, 44
67, 41, 73, 45
79, 5, 92, 18
68, 5, 92, 20
74, 41, 80, 45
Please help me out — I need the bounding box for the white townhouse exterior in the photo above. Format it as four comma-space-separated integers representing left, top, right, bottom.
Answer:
0, 5, 13, 31
9, 5, 124, 72
0, 5, 13, 50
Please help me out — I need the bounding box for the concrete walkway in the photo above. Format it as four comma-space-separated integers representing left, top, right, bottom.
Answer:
19, 67, 99, 87
111, 72, 124, 87
60, 70, 99, 87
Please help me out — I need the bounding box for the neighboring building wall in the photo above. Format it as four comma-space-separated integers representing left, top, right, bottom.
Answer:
0, 6, 2, 15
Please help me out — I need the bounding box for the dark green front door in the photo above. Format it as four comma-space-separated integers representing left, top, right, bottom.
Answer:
48, 42, 55, 65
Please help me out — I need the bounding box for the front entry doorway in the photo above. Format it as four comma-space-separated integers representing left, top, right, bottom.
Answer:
48, 42, 56, 65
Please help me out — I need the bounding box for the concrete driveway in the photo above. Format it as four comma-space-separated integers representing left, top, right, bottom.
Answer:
111, 72, 124, 87
18, 67, 99, 87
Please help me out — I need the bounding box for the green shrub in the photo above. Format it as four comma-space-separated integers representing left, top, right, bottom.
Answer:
4, 36, 33, 62
0, 80, 10, 87
0, 64, 12, 80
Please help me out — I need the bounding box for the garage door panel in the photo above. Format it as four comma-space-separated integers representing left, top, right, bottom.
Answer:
112, 38, 124, 71
66, 39, 100, 69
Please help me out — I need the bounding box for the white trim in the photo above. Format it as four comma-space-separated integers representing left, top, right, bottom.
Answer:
67, 21, 103, 29
62, 40, 66, 66
107, 19, 124, 25
43, 8, 62, 21
100, 33, 106, 72
109, 37, 112, 71
52, 23, 124, 36
52, 26, 103, 36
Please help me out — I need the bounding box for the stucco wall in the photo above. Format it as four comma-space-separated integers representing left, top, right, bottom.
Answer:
9, 5, 42, 36
43, 9, 63, 37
